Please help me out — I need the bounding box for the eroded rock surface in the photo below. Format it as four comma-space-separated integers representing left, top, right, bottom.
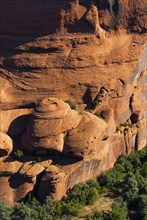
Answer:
0, 132, 13, 156
0, 0, 146, 203
20, 97, 107, 159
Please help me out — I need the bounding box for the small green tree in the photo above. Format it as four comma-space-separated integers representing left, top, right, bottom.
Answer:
108, 198, 129, 220
86, 188, 98, 205
0, 200, 13, 220
86, 210, 104, 220
11, 203, 39, 220
137, 194, 147, 220
123, 173, 139, 204
28, 197, 52, 220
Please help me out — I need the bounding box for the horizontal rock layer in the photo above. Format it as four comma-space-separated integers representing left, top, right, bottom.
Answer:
0, 0, 146, 203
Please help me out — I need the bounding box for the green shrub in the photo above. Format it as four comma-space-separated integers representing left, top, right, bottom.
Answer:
95, 112, 102, 118
0, 147, 146, 220
11, 203, 39, 220
123, 173, 139, 204
99, 167, 123, 188
91, 100, 99, 108
14, 150, 24, 159
116, 123, 133, 134
137, 194, 147, 220
86, 188, 98, 205
138, 148, 147, 163
27, 197, 52, 220
0, 200, 12, 220
108, 198, 129, 220
86, 210, 104, 220
140, 162, 147, 178
65, 100, 76, 110
67, 179, 100, 206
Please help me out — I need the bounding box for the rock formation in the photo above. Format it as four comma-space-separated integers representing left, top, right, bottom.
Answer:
0, 0, 146, 203
20, 97, 107, 158
0, 132, 13, 156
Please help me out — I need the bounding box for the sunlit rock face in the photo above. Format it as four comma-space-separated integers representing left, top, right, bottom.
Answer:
0, 132, 13, 156
0, 0, 146, 203
20, 97, 107, 158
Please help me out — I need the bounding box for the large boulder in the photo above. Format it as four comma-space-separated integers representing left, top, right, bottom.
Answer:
20, 98, 107, 158
0, 108, 32, 139
20, 98, 82, 153
64, 111, 107, 157
0, 132, 13, 156
38, 165, 67, 201
0, 156, 52, 203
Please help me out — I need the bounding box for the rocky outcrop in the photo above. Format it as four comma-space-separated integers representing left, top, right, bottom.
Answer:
0, 109, 32, 138
0, 132, 13, 156
20, 98, 107, 158
0, 32, 146, 110
0, 93, 146, 203
0, 0, 146, 203
0, 0, 146, 36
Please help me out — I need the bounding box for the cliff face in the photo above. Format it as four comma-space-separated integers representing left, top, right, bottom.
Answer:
0, 0, 146, 203
0, 0, 146, 36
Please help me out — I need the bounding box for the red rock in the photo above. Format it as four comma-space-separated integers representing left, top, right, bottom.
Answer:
0, 0, 146, 203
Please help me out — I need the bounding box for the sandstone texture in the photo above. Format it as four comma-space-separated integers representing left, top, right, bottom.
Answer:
0, 0, 146, 203
0, 132, 13, 156
20, 97, 107, 158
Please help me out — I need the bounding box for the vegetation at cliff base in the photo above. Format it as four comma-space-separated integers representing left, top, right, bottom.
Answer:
0, 147, 146, 220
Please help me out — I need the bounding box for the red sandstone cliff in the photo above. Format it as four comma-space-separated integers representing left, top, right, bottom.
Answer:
0, 0, 146, 202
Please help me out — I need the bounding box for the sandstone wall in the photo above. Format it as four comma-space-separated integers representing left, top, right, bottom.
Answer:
0, 0, 146, 203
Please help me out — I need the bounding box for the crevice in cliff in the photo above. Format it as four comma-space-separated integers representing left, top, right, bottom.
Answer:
1, 65, 43, 72
129, 94, 134, 113
24, 170, 46, 203
26, 47, 62, 54
134, 133, 138, 151
124, 129, 128, 155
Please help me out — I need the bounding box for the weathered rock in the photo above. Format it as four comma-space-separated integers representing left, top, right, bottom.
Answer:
0, 174, 37, 203
93, 104, 116, 136
0, 132, 13, 156
0, 159, 22, 174
124, 126, 138, 154
0, 158, 36, 203
0, 0, 146, 37
0, 157, 51, 203
20, 162, 45, 177
0, 0, 146, 203
85, 5, 106, 38
20, 98, 107, 158
20, 98, 82, 153
38, 165, 67, 201
136, 119, 147, 150
64, 111, 107, 158
0, 108, 32, 138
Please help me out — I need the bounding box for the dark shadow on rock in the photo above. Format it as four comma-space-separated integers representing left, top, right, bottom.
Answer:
9, 173, 33, 189
7, 114, 31, 140
52, 154, 81, 166
0, 0, 68, 37
82, 87, 92, 108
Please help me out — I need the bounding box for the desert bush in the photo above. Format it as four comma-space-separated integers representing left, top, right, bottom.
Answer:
86, 210, 104, 220
13, 149, 24, 159
123, 173, 139, 205
65, 100, 76, 110
137, 194, 147, 220
0, 200, 12, 220
107, 198, 129, 220
91, 100, 99, 108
